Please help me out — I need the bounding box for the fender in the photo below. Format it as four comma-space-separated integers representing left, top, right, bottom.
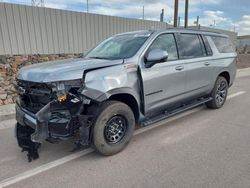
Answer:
81, 87, 141, 107
81, 63, 142, 108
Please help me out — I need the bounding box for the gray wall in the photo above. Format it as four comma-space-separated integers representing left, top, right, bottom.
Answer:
0, 3, 167, 55
0, 3, 238, 55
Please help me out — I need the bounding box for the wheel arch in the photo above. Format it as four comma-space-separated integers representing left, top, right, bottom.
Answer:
218, 71, 230, 85
109, 93, 140, 123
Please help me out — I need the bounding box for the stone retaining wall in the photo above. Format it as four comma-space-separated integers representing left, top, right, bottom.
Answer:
237, 54, 250, 69
0, 54, 81, 105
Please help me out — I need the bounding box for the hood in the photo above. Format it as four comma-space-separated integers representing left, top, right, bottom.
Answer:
17, 58, 124, 83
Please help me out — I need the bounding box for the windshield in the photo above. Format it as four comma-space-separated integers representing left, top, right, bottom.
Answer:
86, 34, 149, 60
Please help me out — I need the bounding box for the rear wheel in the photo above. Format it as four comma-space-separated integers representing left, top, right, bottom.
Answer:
206, 76, 228, 109
92, 101, 135, 156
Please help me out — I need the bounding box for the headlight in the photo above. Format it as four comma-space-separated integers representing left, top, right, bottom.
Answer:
57, 83, 65, 91
51, 80, 82, 102
55, 83, 67, 102
57, 94, 67, 102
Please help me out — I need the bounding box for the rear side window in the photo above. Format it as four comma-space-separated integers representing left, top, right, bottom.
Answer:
210, 36, 235, 53
178, 34, 206, 59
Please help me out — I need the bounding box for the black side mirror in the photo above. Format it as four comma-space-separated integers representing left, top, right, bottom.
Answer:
145, 49, 168, 68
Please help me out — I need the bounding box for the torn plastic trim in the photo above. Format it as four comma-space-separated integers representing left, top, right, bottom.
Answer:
81, 87, 107, 102
16, 123, 41, 162
16, 101, 55, 143
33, 101, 54, 142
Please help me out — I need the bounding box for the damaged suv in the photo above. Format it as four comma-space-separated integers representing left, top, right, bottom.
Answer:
15, 29, 236, 161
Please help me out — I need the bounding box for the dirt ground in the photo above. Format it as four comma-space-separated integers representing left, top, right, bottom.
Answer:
237, 54, 250, 69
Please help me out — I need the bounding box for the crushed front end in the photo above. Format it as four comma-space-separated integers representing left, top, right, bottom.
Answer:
15, 79, 94, 162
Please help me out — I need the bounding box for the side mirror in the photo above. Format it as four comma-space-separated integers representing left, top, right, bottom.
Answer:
145, 49, 168, 68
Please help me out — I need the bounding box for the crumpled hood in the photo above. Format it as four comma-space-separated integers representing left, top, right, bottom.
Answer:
17, 58, 123, 82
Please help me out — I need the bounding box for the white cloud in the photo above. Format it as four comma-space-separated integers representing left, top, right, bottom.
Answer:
236, 15, 250, 36
179, 10, 239, 34
196, 10, 231, 28
42, 0, 203, 22
44, 2, 67, 10
91, 2, 175, 20
188, 0, 223, 5
201, 10, 227, 26
195, 11, 250, 36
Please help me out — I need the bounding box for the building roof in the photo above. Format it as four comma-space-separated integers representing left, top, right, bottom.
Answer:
238, 35, 250, 39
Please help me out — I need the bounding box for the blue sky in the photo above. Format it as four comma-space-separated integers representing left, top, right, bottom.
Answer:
1, 0, 250, 35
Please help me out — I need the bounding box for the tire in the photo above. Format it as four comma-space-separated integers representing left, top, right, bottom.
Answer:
92, 100, 135, 156
206, 76, 228, 109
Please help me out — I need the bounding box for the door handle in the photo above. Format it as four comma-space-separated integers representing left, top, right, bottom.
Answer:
175, 66, 184, 71
204, 62, 210, 66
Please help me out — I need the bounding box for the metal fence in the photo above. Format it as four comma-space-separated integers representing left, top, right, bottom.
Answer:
0, 3, 167, 55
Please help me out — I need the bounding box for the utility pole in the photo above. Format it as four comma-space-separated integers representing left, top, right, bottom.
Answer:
178, 16, 180, 27
142, 6, 144, 20
86, 0, 89, 13
160, 9, 164, 22
184, 0, 189, 28
196, 16, 199, 27
173, 0, 179, 27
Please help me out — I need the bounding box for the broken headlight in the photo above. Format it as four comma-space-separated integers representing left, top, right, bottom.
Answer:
50, 82, 66, 102
51, 80, 82, 102
56, 83, 67, 102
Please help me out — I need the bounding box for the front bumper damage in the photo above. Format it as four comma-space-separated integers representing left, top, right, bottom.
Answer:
16, 99, 94, 162
16, 101, 51, 142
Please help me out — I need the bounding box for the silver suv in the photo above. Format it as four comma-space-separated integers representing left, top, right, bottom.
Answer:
15, 29, 237, 161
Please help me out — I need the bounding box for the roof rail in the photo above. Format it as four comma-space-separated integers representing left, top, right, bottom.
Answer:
165, 27, 226, 35
185, 27, 223, 34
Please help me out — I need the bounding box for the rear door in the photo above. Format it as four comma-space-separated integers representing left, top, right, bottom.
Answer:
176, 33, 212, 98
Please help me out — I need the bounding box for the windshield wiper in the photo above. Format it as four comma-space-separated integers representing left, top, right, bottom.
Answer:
88, 56, 111, 60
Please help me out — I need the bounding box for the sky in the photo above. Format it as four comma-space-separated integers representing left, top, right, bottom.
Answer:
1, 0, 250, 36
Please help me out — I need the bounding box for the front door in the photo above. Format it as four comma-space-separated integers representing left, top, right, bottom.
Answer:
140, 33, 188, 115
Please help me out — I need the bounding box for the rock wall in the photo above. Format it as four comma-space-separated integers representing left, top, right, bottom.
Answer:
0, 54, 81, 105
237, 54, 250, 69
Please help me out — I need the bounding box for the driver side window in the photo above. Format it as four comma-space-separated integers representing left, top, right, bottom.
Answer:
149, 34, 178, 61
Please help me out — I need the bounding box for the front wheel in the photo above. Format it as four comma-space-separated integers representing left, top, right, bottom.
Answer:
92, 101, 135, 156
206, 76, 228, 109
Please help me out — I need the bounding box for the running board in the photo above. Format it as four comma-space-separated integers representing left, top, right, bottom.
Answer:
142, 97, 212, 127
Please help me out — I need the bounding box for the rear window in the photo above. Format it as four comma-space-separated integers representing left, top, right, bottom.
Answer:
178, 34, 206, 59
210, 36, 235, 53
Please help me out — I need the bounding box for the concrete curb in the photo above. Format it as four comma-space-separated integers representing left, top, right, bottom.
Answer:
1, 68, 250, 121
0, 104, 15, 121
237, 67, 250, 78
